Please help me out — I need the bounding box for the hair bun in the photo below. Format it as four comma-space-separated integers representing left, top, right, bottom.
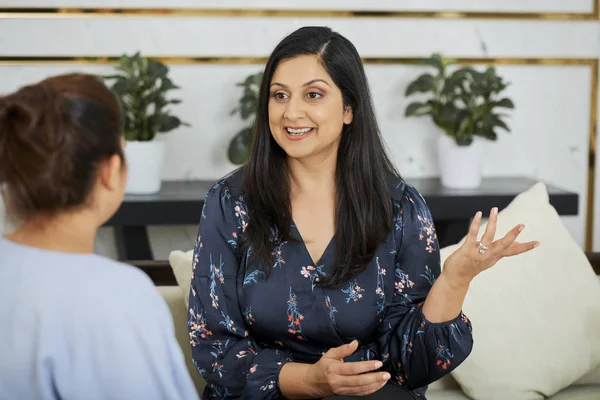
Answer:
0, 101, 35, 133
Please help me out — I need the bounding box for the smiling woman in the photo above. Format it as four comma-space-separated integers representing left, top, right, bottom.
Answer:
268, 60, 353, 160
187, 25, 537, 400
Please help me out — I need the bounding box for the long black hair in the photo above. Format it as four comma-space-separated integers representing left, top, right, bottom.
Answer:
241, 26, 400, 288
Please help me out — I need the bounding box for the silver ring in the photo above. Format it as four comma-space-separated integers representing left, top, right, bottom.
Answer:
478, 242, 489, 254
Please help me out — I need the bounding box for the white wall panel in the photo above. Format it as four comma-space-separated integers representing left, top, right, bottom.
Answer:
0, 0, 596, 253
0, 18, 598, 58
0, 0, 593, 13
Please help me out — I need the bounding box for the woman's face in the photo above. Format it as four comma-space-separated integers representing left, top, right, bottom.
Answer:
268, 55, 353, 162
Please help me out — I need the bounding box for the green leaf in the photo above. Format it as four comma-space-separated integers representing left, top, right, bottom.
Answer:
443, 67, 474, 93
160, 77, 179, 91
490, 114, 510, 131
421, 53, 447, 73
240, 100, 258, 120
454, 135, 474, 146
405, 73, 436, 96
474, 126, 498, 141
103, 74, 127, 81
494, 98, 514, 108
228, 126, 253, 165
457, 117, 472, 136
405, 102, 431, 117
147, 59, 169, 79
113, 79, 137, 94
158, 115, 183, 133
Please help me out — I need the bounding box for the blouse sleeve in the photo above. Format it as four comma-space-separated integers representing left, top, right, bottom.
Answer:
188, 181, 290, 399
377, 184, 474, 390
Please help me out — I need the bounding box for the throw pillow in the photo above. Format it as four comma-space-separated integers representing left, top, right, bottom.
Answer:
168, 249, 194, 309
440, 182, 600, 399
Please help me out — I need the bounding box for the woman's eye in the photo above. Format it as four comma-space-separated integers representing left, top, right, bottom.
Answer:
273, 92, 288, 100
307, 92, 322, 99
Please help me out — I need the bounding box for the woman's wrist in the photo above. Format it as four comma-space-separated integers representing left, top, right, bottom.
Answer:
440, 264, 474, 290
279, 362, 323, 399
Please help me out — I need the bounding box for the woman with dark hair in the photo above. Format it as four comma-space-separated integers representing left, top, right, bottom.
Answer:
189, 26, 538, 399
0, 73, 199, 400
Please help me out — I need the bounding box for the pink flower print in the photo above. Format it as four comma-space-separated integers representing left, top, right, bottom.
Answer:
234, 205, 246, 219
272, 245, 286, 268
324, 295, 338, 323
260, 380, 276, 392
436, 344, 454, 370
209, 254, 225, 308
249, 364, 258, 374
286, 288, 306, 340
243, 306, 255, 326
417, 214, 437, 253
300, 266, 314, 278
395, 269, 414, 295
188, 307, 213, 346
193, 253, 199, 271
342, 279, 365, 303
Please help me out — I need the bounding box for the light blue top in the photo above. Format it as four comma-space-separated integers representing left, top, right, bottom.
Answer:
0, 238, 199, 400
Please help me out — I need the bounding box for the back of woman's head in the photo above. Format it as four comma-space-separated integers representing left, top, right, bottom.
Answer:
0, 73, 124, 222
243, 26, 399, 288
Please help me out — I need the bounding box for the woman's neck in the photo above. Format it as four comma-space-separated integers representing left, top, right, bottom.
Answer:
287, 150, 337, 196
5, 211, 98, 254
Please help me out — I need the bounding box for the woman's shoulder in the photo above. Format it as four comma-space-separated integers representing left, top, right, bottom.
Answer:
0, 246, 163, 324
386, 173, 428, 209
385, 172, 408, 203
206, 167, 246, 201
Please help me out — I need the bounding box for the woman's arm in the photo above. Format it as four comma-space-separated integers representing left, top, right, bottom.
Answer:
188, 180, 291, 399
377, 185, 474, 391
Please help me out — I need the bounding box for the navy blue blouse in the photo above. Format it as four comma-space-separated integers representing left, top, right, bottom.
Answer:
188, 170, 474, 399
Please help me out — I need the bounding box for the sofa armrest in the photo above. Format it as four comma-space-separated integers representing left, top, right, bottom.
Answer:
585, 252, 600, 275
126, 260, 177, 285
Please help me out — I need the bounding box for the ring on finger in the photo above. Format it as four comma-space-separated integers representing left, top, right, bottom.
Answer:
478, 242, 489, 254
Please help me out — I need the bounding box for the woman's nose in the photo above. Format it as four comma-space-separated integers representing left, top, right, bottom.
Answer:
283, 97, 305, 121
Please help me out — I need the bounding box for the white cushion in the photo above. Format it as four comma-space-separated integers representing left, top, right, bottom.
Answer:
156, 286, 206, 395
440, 182, 600, 399
168, 249, 194, 309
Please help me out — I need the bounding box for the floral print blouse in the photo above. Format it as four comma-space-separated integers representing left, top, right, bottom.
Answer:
188, 170, 474, 399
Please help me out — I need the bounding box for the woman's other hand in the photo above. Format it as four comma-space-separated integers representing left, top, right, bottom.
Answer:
442, 207, 540, 287
305, 340, 390, 397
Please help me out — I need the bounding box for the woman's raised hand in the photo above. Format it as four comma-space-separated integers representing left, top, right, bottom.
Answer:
442, 207, 540, 286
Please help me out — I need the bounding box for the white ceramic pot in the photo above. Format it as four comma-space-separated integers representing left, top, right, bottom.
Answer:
124, 140, 166, 195
437, 133, 482, 189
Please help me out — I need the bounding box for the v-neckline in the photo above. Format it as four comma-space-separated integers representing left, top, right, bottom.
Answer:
291, 220, 335, 266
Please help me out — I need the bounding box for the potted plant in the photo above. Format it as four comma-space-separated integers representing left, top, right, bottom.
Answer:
104, 52, 189, 194
404, 53, 514, 188
228, 71, 263, 165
